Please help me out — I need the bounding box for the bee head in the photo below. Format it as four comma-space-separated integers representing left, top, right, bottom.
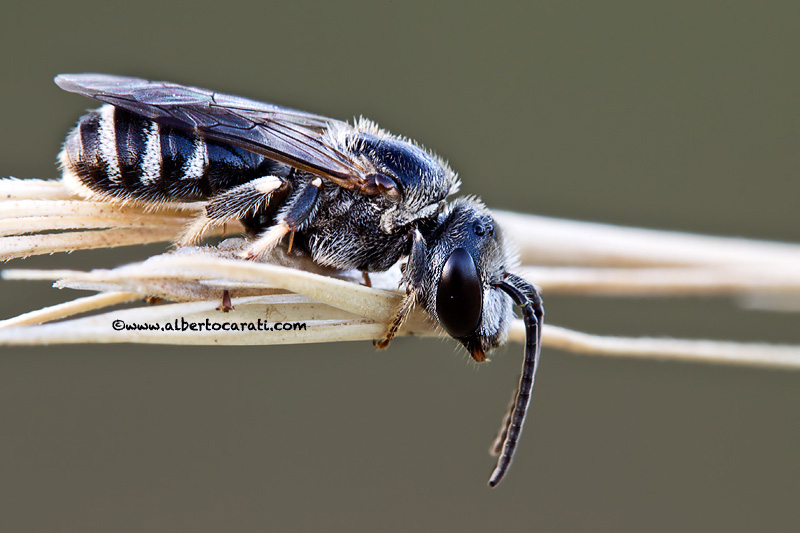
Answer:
416, 198, 514, 360
415, 197, 544, 487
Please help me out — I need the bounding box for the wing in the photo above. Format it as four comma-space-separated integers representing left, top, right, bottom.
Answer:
55, 73, 385, 194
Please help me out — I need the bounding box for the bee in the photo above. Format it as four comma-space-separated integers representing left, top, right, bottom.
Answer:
55, 73, 544, 487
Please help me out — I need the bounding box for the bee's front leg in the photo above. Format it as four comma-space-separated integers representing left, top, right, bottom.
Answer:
374, 229, 427, 349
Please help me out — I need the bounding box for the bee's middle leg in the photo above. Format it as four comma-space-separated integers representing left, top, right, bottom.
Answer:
244, 178, 323, 260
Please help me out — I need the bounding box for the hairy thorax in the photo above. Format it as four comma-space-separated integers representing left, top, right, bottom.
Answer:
300, 186, 415, 272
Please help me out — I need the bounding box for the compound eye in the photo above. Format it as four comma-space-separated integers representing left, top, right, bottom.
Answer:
436, 247, 482, 338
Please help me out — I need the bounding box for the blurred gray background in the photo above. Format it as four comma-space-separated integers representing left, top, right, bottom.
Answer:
1, 1, 798, 531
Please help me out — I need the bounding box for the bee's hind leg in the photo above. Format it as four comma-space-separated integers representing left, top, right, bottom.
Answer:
177, 176, 288, 246
243, 178, 323, 260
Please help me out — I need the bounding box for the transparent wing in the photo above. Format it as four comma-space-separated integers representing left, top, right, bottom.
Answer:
55, 73, 377, 192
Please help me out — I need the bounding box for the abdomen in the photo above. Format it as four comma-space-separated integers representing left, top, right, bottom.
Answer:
60, 105, 287, 203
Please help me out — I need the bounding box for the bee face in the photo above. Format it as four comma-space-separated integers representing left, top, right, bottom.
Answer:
415, 198, 514, 361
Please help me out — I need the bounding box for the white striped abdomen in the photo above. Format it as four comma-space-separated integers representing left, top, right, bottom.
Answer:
60, 105, 287, 203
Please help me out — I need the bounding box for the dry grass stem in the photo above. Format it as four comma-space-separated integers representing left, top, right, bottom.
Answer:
1, 177, 799, 369
2, 228, 188, 259
522, 266, 800, 297
0, 291, 141, 329
535, 325, 800, 370
0, 178, 76, 200
497, 210, 800, 268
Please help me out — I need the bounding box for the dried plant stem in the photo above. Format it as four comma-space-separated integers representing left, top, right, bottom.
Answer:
0, 215, 187, 236
1, 177, 800, 371
4, 179, 800, 271
527, 324, 800, 370
521, 266, 800, 296
0, 199, 188, 220
0, 291, 140, 328
0, 178, 76, 201
0, 228, 186, 259
496, 211, 800, 268
0, 296, 797, 370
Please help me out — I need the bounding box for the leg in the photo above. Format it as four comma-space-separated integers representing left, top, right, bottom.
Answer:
243, 178, 323, 260
178, 176, 288, 245
374, 291, 415, 349
374, 229, 427, 348
216, 289, 234, 312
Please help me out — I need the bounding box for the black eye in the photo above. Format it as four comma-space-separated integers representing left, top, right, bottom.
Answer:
472, 220, 494, 237
436, 248, 482, 338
